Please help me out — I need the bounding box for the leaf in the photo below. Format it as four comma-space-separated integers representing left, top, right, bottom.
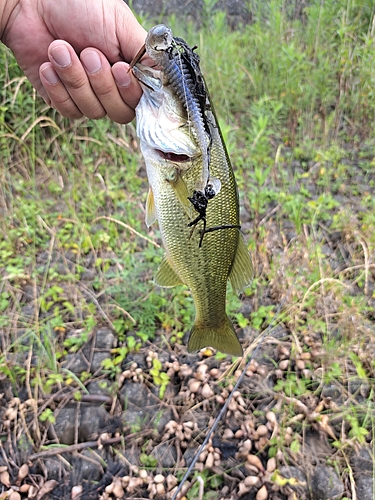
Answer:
290, 439, 300, 454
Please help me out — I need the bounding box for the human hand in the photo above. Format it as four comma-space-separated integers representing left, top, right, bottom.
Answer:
1, 0, 147, 123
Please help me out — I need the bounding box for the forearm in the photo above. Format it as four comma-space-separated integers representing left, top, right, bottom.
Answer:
0, 0, 18, 42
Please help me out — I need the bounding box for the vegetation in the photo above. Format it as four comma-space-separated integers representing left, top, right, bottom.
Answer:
1, 0, 375, 497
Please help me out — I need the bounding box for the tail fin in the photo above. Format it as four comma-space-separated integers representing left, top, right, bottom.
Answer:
187, 316, 243, 357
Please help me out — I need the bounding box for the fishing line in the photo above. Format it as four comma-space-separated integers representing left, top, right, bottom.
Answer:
171, 269, 302, 500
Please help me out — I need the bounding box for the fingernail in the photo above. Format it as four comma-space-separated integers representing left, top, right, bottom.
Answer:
112, 66, 131, 87
81, 50, 102, 74
51, 45, 71, 68
41, 65, 59, 85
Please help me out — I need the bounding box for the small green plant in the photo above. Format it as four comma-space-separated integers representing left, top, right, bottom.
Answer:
150, 358, 170, 399
346, 413, 369, 444
139, 453, 158, 468
250, 305, 275, 330
39, 408, 56, 425
274, 373, 310, 397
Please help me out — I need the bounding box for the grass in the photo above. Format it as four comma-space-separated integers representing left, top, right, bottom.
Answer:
1, 0, 375, 497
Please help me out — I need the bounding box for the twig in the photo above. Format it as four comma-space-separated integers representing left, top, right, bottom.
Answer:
29, 437, 123, 461
354, 231, 370, 296
77, 282, 116, 330
93, 216, 160, 248
28, 429, 151, 461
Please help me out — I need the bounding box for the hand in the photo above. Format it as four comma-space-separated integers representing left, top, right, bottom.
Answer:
1, 0, 147, 123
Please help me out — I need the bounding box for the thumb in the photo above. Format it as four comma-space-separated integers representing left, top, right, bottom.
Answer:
114, 4, 147, 62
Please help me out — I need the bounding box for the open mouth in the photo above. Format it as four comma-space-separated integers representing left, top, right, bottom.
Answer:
156, 150, 191, 162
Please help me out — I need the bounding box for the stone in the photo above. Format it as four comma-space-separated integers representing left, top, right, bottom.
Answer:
76, 449, 103, 481
21, 305, 35, 318
63, 352, 90, 374
86, 380, 113, 396
355, 476, 373, 500
79, 405, 110, 442
51, 403, 110, 444
303, 429, 333, 464
52, 405, 77, 445
321, 384, 343, 405
310, 466, 344, 500
279, 466, 308, 497
351, 446, 373, 472
121, 381, 159, 408
151, 442, 177, 468
42, 457, 68, 481
91, 351, 110, 373
122, 407, 151, 429
154, 409, 174, 434
94, 329, 116, 349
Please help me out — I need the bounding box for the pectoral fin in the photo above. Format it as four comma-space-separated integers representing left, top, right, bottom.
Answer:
145, 187, 157, 227
169, 174, 194, 217
229, 234, 254, 295
154, 255, 184, 287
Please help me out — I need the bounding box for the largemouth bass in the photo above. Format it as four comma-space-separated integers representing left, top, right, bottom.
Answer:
134, 25, 253, 356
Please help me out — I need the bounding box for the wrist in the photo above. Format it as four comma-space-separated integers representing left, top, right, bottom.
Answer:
0, 0, 19, 43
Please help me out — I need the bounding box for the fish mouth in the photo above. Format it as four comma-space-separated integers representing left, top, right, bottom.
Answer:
156, 150, 191, 162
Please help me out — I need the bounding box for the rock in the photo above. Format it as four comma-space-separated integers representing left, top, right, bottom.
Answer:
21, 305, 35, 318
351, 446, 373, 472
52, 405, 77, 445
151, 442, 177, 468
321, 384, 343, 405
348, 378, 370, 403
279, 466, 308, 497
63, 352, 90, 374
122, 407, 151, 429
79, 405, 110, 441
303, 429, 333, 464
51, 404, 110, 444
76, 449, 103, 481
355, 476, 373, 500
42, 457, 68, 480
56, 263, 70, 275
183, 447, 199, 467
310, 466, 344, 500
155, 409, 174, 434
86, 380, 113, 396
91, 351, 110, 372
121, 378, 164, 431
80, 269, 96, 281
63, 328, 116, 375
121, 381, 159, 408
351, 445, 374, 500
124, 352, 147, 369
94, 329, 116, 349
212, 438, 238, 460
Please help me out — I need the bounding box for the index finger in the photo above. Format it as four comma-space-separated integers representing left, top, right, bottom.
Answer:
111, 61, 143, 113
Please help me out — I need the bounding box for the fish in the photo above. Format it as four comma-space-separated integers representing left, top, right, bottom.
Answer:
133, 25, 254, 356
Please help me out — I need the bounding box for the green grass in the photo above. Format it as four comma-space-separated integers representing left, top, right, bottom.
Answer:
1, 0, 375, 496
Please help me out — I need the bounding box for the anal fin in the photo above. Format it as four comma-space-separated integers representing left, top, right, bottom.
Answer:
154, 255, 184, 288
